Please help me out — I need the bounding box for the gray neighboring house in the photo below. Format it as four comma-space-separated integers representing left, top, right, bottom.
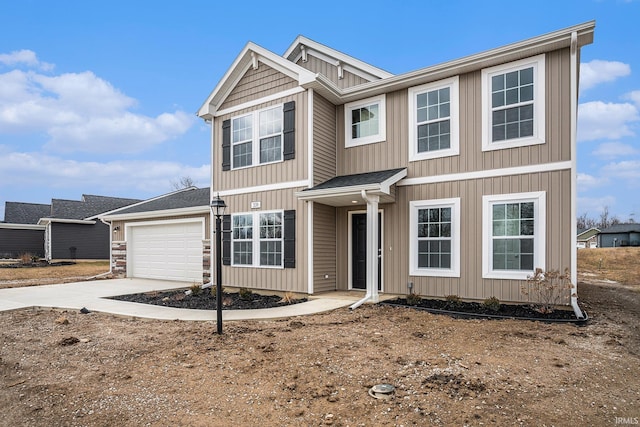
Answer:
38, 195, 141, 261
100, 187, 211, 283
597, 224, 640, 248
0, 202, 51, 258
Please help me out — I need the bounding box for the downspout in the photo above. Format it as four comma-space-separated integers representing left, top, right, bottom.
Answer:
570, 31, 585, 319
350, 190, 380, 309
99, 217, 114, 275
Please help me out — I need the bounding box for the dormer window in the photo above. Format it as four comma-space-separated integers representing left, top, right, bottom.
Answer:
344, 94, 386, 148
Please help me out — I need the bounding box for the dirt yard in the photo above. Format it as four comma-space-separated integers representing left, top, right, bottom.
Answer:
1, 250, 639, 426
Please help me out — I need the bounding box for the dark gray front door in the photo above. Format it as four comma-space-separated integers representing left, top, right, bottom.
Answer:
351, 213, 381, 290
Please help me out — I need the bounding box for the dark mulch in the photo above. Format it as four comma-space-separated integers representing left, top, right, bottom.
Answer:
110, 288, 307, 310
0, 261, 75, 269
382, 297, 583, 321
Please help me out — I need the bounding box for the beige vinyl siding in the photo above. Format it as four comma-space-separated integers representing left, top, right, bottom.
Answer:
335, 169, 572, 304
337, 50, 571, 177
111, 214, 210, 242
220, 188, 308, 294
313, 202, 337, 293
296, 55, 370, 89
312, 94, 337, 185
215, 91, 308, 191
219, 64, 298, 111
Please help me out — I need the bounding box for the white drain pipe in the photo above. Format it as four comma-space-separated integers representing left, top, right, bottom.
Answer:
569, 31, 585, 320
351, 190, 380, 310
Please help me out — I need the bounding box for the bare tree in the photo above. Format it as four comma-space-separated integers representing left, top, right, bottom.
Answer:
170, 176, 195, 190
577, 212, 597, 230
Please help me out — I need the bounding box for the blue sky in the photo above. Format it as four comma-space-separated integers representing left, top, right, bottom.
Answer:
1, 1, 638, 222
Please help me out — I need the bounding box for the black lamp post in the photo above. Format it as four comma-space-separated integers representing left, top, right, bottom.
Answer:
211, 194, 227, 334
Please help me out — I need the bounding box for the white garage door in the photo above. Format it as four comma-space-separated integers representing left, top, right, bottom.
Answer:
128, 221, 203, 282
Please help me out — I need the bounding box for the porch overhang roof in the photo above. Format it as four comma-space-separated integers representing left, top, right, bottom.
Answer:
295, 168, 407, 207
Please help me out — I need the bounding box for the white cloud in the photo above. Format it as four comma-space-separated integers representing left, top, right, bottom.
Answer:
577, 172, 608, 192
577, 101, 639, 141
601, 160, 640, 184
579, 60, 630, 91
0, 49, 54, 71
0, 151, 210, 194
0, 59, 194, 153
625, 90, 640, 107
591, 141, 640, 159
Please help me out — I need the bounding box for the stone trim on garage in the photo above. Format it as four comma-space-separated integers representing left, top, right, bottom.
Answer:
110, 239, 210, 284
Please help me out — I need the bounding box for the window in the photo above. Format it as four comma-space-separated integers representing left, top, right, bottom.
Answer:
481, 55, 545, 151
408, 77, 459, 161
231, 211, 283, 268
231, 105, 283, 169
345, 94, 386, 147
482, 192, 546, 280
409, 198, 460, 277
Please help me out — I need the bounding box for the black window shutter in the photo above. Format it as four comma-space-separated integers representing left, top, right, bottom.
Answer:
222, 214, 231, 266
222, 119, 231, 171
283, 210, 296, 268
283, 101, 295, 160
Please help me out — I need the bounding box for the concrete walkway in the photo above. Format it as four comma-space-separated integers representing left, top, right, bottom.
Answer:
0, 279, 359, 321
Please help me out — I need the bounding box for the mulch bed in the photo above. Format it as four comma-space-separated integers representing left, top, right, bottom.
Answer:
382, 297, 585, 322
110, 288, 307, 310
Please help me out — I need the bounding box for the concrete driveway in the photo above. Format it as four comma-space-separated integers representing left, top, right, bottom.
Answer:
0, 278, 355, 321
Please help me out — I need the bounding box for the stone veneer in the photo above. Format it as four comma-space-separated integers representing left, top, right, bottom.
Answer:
110, 240, 211, 284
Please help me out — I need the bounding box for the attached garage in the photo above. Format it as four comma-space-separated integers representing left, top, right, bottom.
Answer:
127, 219, 204, 282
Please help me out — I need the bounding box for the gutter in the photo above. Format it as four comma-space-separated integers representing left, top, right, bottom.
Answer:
99, 217, 114, 276
570, 31, 586, 320
350, 190, 380, 310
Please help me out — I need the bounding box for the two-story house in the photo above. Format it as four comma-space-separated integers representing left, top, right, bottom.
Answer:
198, 21, 595, 318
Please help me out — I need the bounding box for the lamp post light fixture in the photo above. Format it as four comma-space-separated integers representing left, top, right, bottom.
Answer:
210, 194, 227, 334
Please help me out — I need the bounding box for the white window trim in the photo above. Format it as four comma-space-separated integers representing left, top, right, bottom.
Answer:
481, 54, 546, 152
408, 76, 460, 161
231, 210, 284, 269
482, 191, 546, 280
344, 94, 386, 148
231, 104, 284, 170
409, 198, 460, 278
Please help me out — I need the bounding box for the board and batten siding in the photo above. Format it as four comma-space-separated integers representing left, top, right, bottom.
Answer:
337, 49, 572, 177
312, 94, 337, 186
335, 169, 572, 304
218, 188, 309, 294
313, 202, 337, 293
111, 213, 210, 243
51, 223, 110, 260
219, 64, 298, 111
215, 91, 308, 191
296, 55, 371, 89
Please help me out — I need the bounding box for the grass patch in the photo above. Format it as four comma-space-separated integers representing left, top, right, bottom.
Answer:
578, 247, 640, 288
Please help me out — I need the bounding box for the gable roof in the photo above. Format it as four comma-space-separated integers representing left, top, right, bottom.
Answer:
198, 42, 317, 119
44, 195, 141, 221
577, 227, 600, 239
297, 168, 407, 207
198, 21, 595, 117
100, 187, 211, 221
3, 202, 51, 224
599, 223, 640, 234
284, 35, 394, 81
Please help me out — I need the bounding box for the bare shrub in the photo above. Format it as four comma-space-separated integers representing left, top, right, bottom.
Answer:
521, 268, 573, 314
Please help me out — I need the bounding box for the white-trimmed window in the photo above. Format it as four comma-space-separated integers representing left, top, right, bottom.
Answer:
482, 192, 546, 280
481, 54, 545, 151
408, 77, 459, 161
345, 94, 386, 147
409, 198, 460, 277
231, 105, 283, 169
231, 211, 283, 268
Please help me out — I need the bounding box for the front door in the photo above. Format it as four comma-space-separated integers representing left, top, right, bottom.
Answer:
351, 213, 381, 290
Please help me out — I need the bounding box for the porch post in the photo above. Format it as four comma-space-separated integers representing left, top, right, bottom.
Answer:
366, 194, 380, 303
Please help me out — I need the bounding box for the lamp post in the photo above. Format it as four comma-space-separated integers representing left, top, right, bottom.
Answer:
210, 194, 227, 334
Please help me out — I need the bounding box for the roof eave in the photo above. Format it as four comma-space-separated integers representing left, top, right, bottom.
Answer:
101, 205, 210, 222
